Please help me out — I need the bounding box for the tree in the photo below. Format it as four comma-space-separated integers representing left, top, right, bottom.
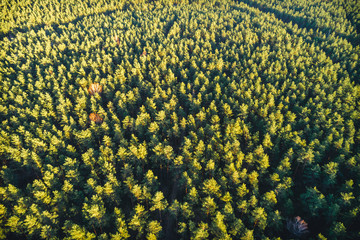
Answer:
286, 216, 309, 238
24, 214, 41, 236
88, 83, 103, 96
82, 195, 107, 234
329, 222, 346, 239
111, 208, 130, 240
63, 221, 96, 240
322, 162, 339, 187
1, 0, 360, 239
150, 192, 168, 220
129, 204, 148, 239
241, 229, 254, 240
261, 191, 277, 210
300, 187, 326, 217
202, 196, 217, 217
146, 220, 162, 240
251, 207, 267, 230
202, 178, 221, 198
210, 211, 230, 240
191, 222, 209, 240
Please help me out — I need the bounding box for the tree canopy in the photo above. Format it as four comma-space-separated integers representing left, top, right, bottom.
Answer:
1, 0, 360, 239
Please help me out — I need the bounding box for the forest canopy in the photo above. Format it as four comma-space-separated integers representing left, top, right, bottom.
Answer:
1, 0, 360, 239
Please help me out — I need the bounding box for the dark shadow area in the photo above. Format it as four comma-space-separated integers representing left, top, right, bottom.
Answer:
2, 160, 40, 189
163, 169, 181, 240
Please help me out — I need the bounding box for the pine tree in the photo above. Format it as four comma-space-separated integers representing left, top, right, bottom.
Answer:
150, 192, 168, 220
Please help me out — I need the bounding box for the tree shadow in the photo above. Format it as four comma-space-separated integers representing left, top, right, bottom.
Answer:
3, 161, 40, 189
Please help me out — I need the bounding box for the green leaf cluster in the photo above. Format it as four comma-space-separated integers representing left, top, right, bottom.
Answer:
1, 0, 360, 239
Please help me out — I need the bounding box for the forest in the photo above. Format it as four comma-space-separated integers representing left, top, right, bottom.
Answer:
0, 0, 360, 239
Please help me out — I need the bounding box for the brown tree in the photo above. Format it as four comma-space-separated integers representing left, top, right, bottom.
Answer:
287, 216, 309, 237
89, 113, 103, 124
88, 83, 103, 95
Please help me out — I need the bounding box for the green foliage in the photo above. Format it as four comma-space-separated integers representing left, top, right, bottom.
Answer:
1, 0, 360, 239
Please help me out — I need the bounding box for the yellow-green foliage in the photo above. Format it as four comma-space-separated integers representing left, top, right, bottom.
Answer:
0, 0, 360, 239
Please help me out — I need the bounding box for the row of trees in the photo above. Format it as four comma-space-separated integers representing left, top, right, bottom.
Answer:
3, 0, 359, 44
239, 0, 360, 86
1, 0, 360, 239
0, 0, 127, 38
0, 0, 213, 38
241, 0, 360, 45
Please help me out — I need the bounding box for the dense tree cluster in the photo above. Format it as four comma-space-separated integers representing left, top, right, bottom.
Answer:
242, 0, 360, 41
1, 0, 360, 239
0, 0, 126, 37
